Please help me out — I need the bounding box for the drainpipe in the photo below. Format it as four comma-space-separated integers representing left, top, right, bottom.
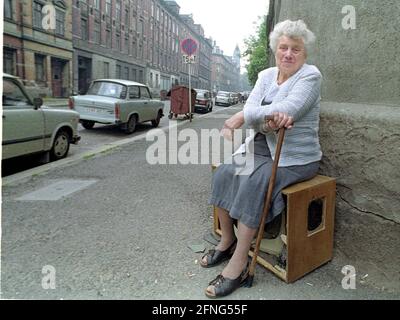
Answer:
19, 1, 26, 80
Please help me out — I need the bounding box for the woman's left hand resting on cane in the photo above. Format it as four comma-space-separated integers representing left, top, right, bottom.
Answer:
265, 112, 294, 130
221, 111, 294, 141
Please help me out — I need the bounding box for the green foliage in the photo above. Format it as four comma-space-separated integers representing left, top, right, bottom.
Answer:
243, 16, 269, 86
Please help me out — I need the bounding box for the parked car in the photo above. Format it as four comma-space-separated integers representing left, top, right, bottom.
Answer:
230, 92, 239, 105
69, 79, 164, 134
194, 88, 213, 113
2, 73, 80, 161
215, 91, 232, 106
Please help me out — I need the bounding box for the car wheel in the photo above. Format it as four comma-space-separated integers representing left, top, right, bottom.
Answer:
50, 130, 70, 161
81, 120, 95, 130
151, 111, 162, 127
125, 114, 137, 134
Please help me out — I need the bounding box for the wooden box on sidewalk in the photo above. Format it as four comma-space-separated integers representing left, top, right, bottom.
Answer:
212, 165, 336, 283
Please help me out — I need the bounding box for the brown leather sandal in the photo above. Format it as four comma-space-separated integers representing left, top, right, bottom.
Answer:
200, 239, 237, 268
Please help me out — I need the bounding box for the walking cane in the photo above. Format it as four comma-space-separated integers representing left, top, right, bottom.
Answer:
247, 125, 286, 287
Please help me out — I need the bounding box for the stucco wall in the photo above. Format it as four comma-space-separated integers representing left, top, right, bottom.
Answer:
320, 103, 400, 223
272, 0, 400, 223
274, 0, 400, 106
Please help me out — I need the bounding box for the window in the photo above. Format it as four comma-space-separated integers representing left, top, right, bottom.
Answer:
132, 40, 137, 58
94, 22, 101, 44
87, 81, 125, 98
35, 54, 47, 83
138, 43, 143, 59
93, 0, 100, 10
140, 86, 151, 99
139, 70, 144, 83
116, 0, 121, 23
138, 20, 144, 36
124, 67, 129, 80
2, 79, 31, 108
106, 0, 112, 15
81, 18, 88, 40
55, 10, 65, 36
128, 86, 140, 99
33, 1, 44, 28
132, 69, 137, 81
103, 62, 110, 78
116, 33, 121, 51
132, 16, 137, 31
4, 0, 13, 20
125, 37, 129, 54
116, 65, 121, 78
106, 29, 111, 48
3, 48, 16, 76
125, 9, 129, 26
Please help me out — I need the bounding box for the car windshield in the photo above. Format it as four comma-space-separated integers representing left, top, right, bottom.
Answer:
87, 81, 126, 99
196, 92, 207, 98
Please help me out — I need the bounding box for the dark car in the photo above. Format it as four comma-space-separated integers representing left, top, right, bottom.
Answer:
194, 89, 213, 113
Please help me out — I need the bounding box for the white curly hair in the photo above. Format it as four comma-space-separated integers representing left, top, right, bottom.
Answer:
269, 20, 316, 54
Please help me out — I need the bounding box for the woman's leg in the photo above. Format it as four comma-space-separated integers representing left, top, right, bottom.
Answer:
201, 207, 236, 266
206, 221, 257, 296
215, 207, 236, 250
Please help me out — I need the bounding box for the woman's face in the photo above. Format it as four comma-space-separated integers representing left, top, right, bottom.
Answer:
275, 36, 307, 77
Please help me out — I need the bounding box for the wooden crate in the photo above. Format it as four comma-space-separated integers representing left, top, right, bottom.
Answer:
212, 165, 336, 283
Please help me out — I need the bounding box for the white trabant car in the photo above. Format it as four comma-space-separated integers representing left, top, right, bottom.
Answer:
215, 91, 232, 107
70, 79, 164, 134
2, 74, 81, 161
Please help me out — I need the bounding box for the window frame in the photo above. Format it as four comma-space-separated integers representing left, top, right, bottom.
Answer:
4, 0, 13, 20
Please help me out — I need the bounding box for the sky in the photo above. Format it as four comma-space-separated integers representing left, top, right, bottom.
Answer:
176, 0, 269, 69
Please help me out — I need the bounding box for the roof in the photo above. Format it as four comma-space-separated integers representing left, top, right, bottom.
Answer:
93, 79, 146, 87
3, 73, 19, 79
194, 88, 210, 92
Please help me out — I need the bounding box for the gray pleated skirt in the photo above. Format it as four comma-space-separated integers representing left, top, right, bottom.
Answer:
209, 133, 320, 229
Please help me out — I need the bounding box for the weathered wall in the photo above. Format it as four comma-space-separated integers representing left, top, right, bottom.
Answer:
320, 103, 400, 223
274, 0, 400, 106
271, 0, 400, 223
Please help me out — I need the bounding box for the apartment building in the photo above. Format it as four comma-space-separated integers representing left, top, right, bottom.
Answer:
3, 0, 237, 98
3, 0, 74, 97
211, 44, 241, 93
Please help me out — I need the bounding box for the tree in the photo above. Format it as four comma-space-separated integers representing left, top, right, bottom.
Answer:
243, 16, 269, 86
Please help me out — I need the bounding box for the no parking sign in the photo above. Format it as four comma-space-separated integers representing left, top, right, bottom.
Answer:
181, 38, 198, 56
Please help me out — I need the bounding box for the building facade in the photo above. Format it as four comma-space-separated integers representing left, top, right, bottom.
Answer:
211, 44, 241, 93
3, 0, 74, 98
71, 0, 213, 96
3, 0, 237, 98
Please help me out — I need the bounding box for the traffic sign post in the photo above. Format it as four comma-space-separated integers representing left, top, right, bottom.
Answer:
181, 38, 198, 123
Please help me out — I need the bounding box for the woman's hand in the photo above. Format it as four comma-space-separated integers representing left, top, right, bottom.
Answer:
221, 111, 245, 140
266, 112, 294, 130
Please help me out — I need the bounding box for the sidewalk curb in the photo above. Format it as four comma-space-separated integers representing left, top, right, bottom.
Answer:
2, 107, 237, 187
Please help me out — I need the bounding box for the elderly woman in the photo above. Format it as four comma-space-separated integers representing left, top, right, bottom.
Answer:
201, 20, 323, 298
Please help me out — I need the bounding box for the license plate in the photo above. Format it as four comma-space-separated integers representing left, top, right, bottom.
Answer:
84, 107, 107, 114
